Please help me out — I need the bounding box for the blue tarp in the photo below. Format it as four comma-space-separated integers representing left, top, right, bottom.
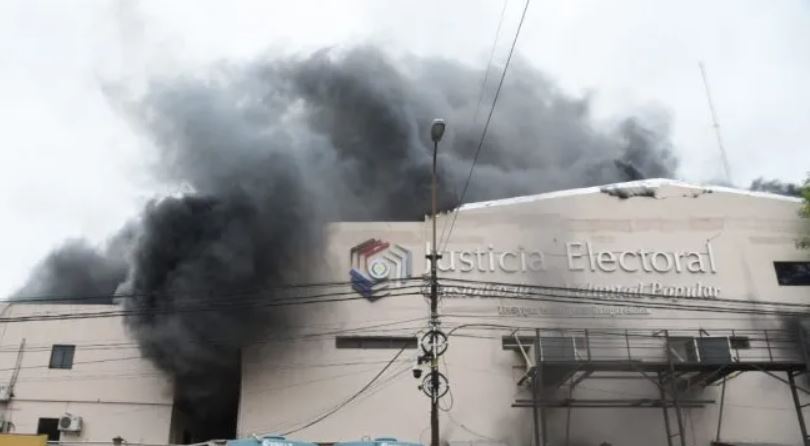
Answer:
334, 438, 422, 446
227, 436, 318, 446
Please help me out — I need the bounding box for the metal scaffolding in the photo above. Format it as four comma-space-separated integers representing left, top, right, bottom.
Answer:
506, 327, 810, 446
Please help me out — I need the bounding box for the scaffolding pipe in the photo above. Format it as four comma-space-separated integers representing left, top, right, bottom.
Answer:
788, 371, 810, 445
765, 329, 774, 362
665, 330, 687, 446
658, 371, 674, 446
625, 329, 632, 361
565, 375, 573, 446
715, 375, 727, 442
533, 329, 541, 446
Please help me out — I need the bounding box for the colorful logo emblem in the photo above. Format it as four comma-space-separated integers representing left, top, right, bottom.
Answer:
350, 239, 412, 299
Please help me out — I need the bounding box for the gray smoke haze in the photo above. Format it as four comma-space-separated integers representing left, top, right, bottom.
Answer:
13, 46, 678, 438
13, 232, 132, 303
749, 177, 804, 197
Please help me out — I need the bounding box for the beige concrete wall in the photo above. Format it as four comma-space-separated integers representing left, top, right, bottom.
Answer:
238, 180, 810, 445
0, 304, 173, 444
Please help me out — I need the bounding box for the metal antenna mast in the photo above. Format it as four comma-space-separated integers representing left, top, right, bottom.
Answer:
699, 61, 733, 184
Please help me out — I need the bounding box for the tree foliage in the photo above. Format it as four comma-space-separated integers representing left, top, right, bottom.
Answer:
802, 173, 810, 218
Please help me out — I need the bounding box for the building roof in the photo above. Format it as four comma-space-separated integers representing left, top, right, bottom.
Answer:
458, 178, 803, 211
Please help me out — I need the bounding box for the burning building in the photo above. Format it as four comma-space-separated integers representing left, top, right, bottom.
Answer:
4, 47, 809, 445
236, 179, 810, 446
2, 179, 809, 445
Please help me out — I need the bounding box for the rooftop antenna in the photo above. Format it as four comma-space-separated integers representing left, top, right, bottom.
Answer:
698, 61, 733, 185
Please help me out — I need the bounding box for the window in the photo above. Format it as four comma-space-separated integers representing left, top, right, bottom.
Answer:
774, 262, 810, 286
37, 418, 60, 442
49, 345, 75, 369
730, 336, 751, 349
697, 337, 733, 365
667, 337, 698, 363
335, 336, 417, 349
501, 336, 535, 350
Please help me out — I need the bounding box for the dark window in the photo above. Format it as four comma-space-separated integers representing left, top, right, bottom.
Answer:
501, 336, 535, 350
49, 345, 75, 369
668, 337, 699, 363
774, 262, 810, 286
37, 418, 59, 442
335, 336, 417, 349
697, 337, 732, 365
730, 336, 751, 349
539, 337, 577, 362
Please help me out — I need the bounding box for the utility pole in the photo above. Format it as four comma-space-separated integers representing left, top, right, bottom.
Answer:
426, 119, 448, 446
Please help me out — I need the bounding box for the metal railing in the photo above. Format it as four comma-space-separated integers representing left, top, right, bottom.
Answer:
509, 327, 805, 366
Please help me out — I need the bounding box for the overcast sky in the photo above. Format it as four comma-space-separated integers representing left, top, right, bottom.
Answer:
0, 0, 808, 297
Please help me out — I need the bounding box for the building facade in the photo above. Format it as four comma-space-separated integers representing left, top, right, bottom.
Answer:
0, 303, 174, 445
238, 179, 810, 446
1, 179, 808, 446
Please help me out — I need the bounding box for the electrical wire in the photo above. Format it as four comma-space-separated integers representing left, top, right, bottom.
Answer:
276, 344, 409, 436
5, 274, 808, 325
0, 317, 428, 352
432, 279, 810, 317
272, 364, 411, 436
248, 364, 408, 397
3, 278, 424, 304
0, 287, 426, 323
13, 274, 806, 326
10, 359, 414, 385
441, 311, 794, 322
3, 274, 808, 324
0, 318, 427, 372
472, 289, 810, 317
440, 0, 532, 252
437, 277, 810, 309
439, 354, 455, 412
438, 0, 509, 248
446, 412, 502, 443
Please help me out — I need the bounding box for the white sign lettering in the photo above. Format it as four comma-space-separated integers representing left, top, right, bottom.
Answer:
566, 241, 717, 274
425, 243, 545, 274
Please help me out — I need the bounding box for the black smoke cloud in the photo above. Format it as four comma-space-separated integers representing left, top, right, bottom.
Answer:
13, 233, 132, 303
13, 47, 678, 438
749, 177, 804, 197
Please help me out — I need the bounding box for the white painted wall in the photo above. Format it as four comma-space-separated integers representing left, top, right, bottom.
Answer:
238, 180, 810, 445
0, 304, 174, 444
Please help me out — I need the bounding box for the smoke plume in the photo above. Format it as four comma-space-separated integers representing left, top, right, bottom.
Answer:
13, 46, 678, 438
749, 177, 804, 197
13, 231, 133, 303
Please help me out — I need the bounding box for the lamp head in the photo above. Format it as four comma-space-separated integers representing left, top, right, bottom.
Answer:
430, 118, 446, 143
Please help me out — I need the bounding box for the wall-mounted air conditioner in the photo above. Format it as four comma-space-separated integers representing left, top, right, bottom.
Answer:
58, 414, 82, 432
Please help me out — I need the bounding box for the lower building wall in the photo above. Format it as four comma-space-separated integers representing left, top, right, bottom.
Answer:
0, 305, 176, 445
2, 401, 173, 444
238, 319, 808, 446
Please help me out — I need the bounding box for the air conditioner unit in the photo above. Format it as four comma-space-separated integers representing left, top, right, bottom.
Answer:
58, 414, 82, 432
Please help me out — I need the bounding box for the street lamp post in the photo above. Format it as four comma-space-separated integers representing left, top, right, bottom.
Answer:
430, 119, 444, 318
429, 118, 445, 446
